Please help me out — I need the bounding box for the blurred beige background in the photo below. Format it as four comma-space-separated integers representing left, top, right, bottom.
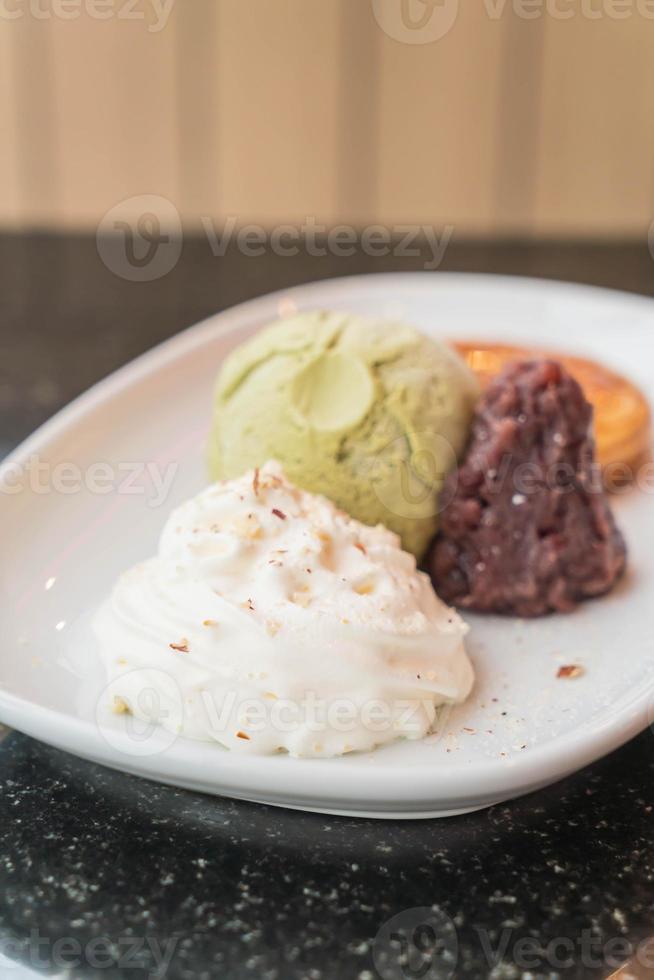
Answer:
1, 0, 653, 237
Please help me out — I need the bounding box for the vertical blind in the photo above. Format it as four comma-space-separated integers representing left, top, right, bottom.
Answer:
0, 0, 653, 236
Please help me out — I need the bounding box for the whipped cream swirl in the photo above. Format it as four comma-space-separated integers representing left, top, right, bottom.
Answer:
95, 462, 474, 757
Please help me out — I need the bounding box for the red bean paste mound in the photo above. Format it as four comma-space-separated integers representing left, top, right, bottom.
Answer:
429, 360, 627, 616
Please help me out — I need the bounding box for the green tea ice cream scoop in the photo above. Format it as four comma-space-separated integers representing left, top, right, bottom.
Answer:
208, 311, 478, 559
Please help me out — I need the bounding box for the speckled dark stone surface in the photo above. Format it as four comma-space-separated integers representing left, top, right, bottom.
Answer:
2, 731, 654, 979
1, 235, 654, 979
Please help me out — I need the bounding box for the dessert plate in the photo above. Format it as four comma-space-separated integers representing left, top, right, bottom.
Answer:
1, 273, 653, 819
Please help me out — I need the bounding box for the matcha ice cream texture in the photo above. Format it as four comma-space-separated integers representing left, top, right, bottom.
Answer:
208, 311, 478, 558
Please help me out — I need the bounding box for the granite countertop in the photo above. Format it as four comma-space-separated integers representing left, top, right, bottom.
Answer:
1, 234, 654, 980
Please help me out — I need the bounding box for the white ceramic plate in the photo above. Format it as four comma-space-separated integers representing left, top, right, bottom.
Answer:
1, 273, 653, 819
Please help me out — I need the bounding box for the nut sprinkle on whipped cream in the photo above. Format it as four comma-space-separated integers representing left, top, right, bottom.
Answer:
94, 462, 474, 757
